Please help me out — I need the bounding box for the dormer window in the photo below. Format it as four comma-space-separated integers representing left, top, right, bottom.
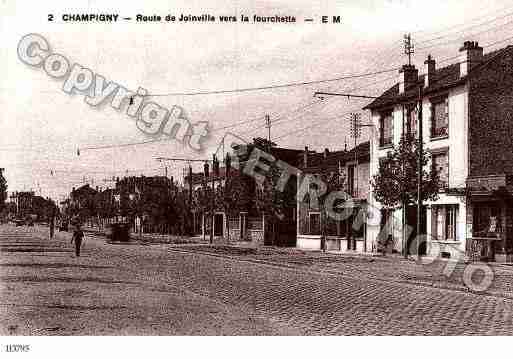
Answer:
379, 110, 393, 147
431, 97, 449, 139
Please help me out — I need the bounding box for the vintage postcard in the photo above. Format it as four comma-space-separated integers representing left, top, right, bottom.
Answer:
1, 0, 513, 356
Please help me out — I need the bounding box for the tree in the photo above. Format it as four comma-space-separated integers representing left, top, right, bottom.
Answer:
317, 169, 347, 252
94, 190, 116, 228
255, 160, 296, 246
0, 169, 7, 213
221, 169, 252, 243
371, 133, 441, 256
193, 177, 216, 241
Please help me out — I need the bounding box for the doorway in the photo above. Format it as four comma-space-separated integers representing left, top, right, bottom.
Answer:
406, 205, 427, 255
214, 213, 224, 237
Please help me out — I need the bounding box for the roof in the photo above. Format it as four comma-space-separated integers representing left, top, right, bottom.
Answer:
71, 184, 97, 198
186, 167, 242, 186
363, 46, 513, 111
186, 144, 303, 185
300, 141, 370, 169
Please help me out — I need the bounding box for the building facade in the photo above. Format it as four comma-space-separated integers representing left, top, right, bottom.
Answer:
186, 141, 303, 246
296, 142, 371, 252
365, 41, 513, 262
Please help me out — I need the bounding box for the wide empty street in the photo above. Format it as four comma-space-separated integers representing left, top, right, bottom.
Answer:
1, 225, 513, 335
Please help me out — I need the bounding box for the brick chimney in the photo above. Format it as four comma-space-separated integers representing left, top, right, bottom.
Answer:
303, 146, 309, 168
398, 64, 418, 94
424, 55, 436, 88
459, 41, 483, 77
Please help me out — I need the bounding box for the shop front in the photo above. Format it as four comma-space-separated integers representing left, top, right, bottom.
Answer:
466, 179, 513, 262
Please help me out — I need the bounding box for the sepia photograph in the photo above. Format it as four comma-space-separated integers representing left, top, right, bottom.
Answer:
1, 0, 513, 356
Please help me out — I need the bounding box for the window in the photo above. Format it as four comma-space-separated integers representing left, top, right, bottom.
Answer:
405, 105, 417, 137
431, 97, 449, 138
308, 212, 321, 235
432, 151, 449, 189
473, 203, 502, 234
432, 205, 458, 241
379, 111, 393, 147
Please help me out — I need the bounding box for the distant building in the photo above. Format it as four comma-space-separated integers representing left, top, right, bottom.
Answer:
296, 142, 371, 252
10, 191, 34, 218
186, 141, 303, 246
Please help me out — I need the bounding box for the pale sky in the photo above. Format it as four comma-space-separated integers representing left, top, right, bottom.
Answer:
2, 0, 513, 201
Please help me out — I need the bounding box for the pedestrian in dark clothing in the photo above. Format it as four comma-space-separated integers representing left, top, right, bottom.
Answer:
49, 215, 55, 239
71, 225, 84, 257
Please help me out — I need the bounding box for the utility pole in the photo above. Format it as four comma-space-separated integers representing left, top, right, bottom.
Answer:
210, 154, 216, 244
402, 32, 417, 258
222, 136, 225, 163
203, 161, 209, 243
188, 164, 193, 236
417, 85, 423, 259
350, 113, 362, 198
265, 114, 271, 144
404, 33, 415, 66
350, 112, 362, 252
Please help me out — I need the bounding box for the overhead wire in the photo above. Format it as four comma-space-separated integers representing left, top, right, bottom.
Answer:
9, 15, 513, 194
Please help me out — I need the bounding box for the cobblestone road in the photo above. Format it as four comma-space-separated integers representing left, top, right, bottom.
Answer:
1, 225, 513, 335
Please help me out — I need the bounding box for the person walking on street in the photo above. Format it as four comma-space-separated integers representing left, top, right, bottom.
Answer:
71, 224, 84, 257
49, 215, 55, 239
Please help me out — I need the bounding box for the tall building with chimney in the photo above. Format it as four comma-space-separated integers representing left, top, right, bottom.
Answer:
364, 41, 513, 262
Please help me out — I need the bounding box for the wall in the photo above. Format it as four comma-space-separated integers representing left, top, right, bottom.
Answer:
345, 160, 370, 200
469, 48, 513, 177
425, 194, 467, 258
296, 159, 371, 252
368, 81, 469, 253
420, 84, 468, 188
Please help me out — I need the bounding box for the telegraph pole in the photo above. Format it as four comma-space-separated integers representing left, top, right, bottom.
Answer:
350, 113, 362, 198
350, 113, 362, 251
403, 32, 423, 258
210, 154, 216, 244
417, 85, 423, 259
188, 164, 193, 236
404, 33, 414, 66
265, 114, 271, 144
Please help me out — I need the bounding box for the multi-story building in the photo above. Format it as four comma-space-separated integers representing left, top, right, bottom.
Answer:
364, 41, 513, 262
296, 142, 371, 252
186, 163, 259, 242
186, 141, 303, 246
